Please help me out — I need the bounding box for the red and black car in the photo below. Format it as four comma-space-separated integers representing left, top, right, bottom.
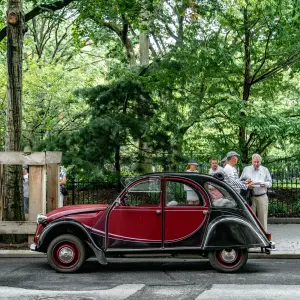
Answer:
30, 172, 275, 273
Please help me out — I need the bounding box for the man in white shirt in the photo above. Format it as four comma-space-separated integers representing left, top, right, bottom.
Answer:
208, 158, 224, 175
240, 154, 272, 231
223, 151, 253, 194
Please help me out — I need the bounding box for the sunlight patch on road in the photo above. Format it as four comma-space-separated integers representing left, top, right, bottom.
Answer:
0, 284, 145, 300
196, 284, 300, 300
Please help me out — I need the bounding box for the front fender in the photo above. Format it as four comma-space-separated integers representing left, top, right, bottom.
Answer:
37, 219, 107, 265
203, 216, 269, 249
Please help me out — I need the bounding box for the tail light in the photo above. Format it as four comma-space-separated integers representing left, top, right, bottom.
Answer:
266, 232, 272, 241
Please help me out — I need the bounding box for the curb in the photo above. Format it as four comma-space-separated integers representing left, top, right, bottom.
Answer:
268, 218, 300, 224
0, 250, 45, 258
249, 252, 300, 259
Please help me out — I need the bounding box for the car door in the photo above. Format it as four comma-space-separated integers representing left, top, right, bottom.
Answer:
163, 177, 209, 248
106, 177, 162, 249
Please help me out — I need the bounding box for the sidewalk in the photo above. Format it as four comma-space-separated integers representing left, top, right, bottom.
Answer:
0, 224, 300, 258
249, 223, 300, 258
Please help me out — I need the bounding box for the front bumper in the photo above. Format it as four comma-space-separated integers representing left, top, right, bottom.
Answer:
30, 243, 37, 251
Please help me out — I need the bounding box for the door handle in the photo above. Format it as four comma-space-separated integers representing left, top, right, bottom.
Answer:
156, 210, 162, 215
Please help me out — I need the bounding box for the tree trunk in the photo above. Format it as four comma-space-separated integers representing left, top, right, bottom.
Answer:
239, 5, 251, 163
170, 134, 184, 171
138, 1, 152, 173
3, 0, 25, 226
136, 2, 153, 174
114, 145, 121, 192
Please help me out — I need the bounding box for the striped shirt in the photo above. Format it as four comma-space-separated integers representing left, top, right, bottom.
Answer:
224, 164, 248, 193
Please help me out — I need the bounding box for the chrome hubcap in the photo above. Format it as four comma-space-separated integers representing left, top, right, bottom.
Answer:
58, 246, 74, 263
220, 249, 237, 263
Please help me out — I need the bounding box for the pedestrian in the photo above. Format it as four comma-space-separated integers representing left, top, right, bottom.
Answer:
22, 165, 29, 214
240, 154, 272, 231
59, 167, 67, 207
208, 158, 224, 175
223, 151, 253, 194
184, 159, 199, 205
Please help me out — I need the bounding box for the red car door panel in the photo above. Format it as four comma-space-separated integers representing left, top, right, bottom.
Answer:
108, 206, 162, 243
107, 178, 162, 248
164, 208, 207, 243
164, 177, 209, 247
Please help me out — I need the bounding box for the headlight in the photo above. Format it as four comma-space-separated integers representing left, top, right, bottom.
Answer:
37, 213, 48, 224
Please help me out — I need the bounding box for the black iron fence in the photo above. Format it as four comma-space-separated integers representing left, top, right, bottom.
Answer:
267, 169, 300, 217
64, 169, 300, 217
64, 179, 119, 206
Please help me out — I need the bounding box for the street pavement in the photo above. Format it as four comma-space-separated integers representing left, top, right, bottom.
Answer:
3, 284, 300, 300
266, 223, 300, 255
1, 223, 300, 258
1, 223, 300, 299
1, 257, 300, 299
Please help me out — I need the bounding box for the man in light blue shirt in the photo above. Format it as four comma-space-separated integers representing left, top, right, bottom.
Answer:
240, 154, 272, 231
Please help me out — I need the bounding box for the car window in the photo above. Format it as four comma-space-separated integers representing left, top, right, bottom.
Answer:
204, 182, 236, 208
122, 179, 161, 206
165, 180, 205, 206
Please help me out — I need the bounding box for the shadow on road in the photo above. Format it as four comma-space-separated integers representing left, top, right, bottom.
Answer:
78, 258, 262, 274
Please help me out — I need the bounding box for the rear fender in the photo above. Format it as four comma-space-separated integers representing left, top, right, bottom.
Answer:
203, 216, 269, 249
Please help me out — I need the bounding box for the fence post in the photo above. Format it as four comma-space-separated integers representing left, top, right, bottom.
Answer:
46, 163, 59, 212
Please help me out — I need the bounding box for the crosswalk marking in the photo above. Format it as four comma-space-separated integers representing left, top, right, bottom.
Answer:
195, 284, 300, 300
2, 284, 300, 300
0, 284, 145, 300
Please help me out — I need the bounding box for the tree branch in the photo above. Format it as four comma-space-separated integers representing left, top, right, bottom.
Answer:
0, 0, 76, 42
250, 28, 273, 84
246, 132, 255, 147
252, 52, 300, 84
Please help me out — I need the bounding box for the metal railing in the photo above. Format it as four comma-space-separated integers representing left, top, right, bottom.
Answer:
267, 169, 300, 217
64, 178, 119, 206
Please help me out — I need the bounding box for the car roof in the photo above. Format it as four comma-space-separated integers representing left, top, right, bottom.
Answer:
133, 172, 225, 186
130, 172, 241, 199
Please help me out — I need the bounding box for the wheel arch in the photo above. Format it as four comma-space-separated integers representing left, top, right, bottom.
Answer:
38, 219, 97, 254
203, 216, 269, 249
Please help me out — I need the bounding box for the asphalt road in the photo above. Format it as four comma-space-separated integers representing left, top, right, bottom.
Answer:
1, 257, 300, 299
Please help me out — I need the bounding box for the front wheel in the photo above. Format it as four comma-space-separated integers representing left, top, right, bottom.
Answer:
47, 234, 86, 273
208, 249, 248, 273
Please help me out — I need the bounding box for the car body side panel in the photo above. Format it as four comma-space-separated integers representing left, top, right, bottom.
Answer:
164, 208, 207, 245
87, 208, 109, 249
106, 206, 162, 248
203, 211, 270, 249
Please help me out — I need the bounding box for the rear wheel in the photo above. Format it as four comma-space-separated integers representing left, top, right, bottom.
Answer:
208, 249, 248, 273
47, 234, 86, 273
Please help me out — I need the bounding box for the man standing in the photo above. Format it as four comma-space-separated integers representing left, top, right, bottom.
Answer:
240, 154, 272, 231
22, 165, 29, 214
208, 158, 224, 175
224, 151, 253, 194
59, 167, 67, 207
